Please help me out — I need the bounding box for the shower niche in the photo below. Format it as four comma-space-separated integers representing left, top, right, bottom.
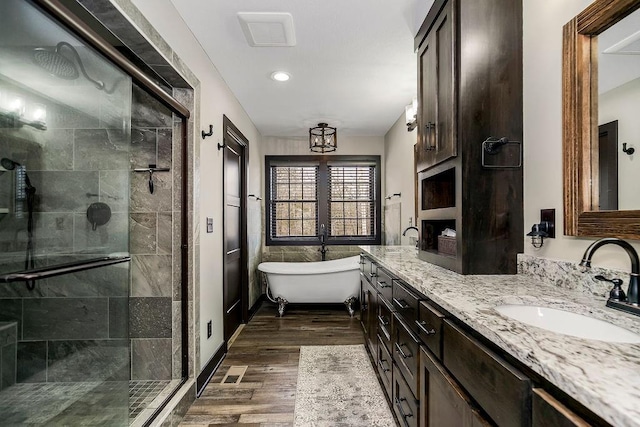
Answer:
0, 0, 189, 425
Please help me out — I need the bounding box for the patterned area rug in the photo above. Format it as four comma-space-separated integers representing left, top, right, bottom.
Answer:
294, 345, 395, 427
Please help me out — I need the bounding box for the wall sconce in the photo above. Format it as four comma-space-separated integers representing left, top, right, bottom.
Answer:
526, 209, 555, 248
405, 97, 418, 132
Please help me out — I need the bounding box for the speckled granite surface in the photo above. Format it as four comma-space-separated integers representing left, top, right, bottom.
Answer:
294, 345, 395, 427
360, 246, 640, 427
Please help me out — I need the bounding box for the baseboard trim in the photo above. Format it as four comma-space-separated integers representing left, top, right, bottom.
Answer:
248, 294, 266, 320
196, 342, 227, 397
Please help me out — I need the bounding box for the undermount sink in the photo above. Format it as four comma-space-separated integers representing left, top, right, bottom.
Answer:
495, 305, 640, 344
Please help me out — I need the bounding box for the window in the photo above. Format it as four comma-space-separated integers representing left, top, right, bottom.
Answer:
266, 156, 381, 245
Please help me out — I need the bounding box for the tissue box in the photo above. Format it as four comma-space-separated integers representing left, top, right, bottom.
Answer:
437, 235, 456, 256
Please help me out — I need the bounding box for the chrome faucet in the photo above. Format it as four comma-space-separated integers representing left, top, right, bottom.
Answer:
580, 237, 640, 316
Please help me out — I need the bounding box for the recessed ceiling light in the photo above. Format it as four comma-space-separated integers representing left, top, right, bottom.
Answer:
271, 71, 290, 82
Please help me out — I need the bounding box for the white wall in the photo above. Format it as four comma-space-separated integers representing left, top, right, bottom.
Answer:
127, 0, 263, 371
384, 113, 417, 245
599, 78, 640, 210
523, 0, 640, 271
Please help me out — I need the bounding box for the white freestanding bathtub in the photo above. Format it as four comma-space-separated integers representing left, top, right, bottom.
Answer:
257, 255, 361, 316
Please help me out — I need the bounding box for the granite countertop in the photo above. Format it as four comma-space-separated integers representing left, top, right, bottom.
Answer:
359, 245, 640, 427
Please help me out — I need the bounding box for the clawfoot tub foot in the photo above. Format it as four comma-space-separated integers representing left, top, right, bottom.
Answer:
344, 296, 357, 317
276, 297, 288, 317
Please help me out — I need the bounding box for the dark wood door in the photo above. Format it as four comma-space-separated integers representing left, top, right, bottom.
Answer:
598, 120, 618, 211
420, 346, 492, 427
416, 0, 456, 172
223, 116, 248, 342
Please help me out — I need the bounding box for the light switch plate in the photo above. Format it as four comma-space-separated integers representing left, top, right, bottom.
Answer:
206, 217, 213, 233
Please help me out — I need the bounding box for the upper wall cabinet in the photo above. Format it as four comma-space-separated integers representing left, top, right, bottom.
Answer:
414, 0, 524, 274
416, 0, 456, 173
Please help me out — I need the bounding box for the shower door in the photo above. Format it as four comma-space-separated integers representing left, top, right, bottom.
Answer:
0, 0, 132, 424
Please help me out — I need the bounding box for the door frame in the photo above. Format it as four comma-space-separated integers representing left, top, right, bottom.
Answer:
222, 115, 249, 341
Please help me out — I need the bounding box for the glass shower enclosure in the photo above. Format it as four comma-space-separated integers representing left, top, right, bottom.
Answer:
0, 0, 186, 424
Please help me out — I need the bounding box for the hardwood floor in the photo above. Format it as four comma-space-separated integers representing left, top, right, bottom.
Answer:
180, 303, 365, 426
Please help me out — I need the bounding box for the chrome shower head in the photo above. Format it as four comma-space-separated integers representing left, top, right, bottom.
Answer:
33, 46, 79, 80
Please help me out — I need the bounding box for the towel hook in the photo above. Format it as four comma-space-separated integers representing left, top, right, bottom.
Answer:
201, 124, 213, 140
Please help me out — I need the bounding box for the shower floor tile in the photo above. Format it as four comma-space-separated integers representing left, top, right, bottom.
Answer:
0, 380, 172, 425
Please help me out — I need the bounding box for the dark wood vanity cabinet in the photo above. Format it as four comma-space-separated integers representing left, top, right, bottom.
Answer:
360, 273, 378, 357
414, 0, 524, 275
420, 346, 492, 427
416, 0, 456, 173
532, 389, 590, 427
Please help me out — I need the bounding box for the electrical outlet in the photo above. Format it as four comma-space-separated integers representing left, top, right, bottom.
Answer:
207, 320, 212, 338
206, 217, 213, 233
409, 217, 413, 226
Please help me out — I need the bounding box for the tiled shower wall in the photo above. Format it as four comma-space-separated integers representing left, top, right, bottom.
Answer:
129, 84, 181, 381
0, 77, 132, 383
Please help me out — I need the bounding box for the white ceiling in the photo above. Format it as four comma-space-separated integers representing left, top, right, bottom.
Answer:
168, 0, 429, 137
598, 8, 640, 94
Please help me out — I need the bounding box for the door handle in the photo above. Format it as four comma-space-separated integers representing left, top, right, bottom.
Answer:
393, 297, 410, 310
395, 342, 413, 359
395, 397, 414, 427
425, 122, 436, 151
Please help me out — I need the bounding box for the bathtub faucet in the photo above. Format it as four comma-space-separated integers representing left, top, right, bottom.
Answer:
319, 223, 328, 261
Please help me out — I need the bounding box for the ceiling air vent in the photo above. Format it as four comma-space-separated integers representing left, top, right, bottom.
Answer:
237, 12, 296, 47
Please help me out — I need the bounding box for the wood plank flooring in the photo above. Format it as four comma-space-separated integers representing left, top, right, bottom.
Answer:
180, 304, 365, 427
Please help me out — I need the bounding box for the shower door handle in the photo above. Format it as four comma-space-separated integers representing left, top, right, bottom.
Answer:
0, 255, 131, 283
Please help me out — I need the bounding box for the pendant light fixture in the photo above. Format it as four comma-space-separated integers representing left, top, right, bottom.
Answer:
309, 122, 337, 153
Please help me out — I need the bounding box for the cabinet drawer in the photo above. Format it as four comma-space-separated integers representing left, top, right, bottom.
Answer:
443, 320, 531, 427
393, 363, 419, 427
360, 255, 377, 283
393, 315, 420, 398
532, 389, 590, 427
392, 280, 421, 335
417, 300, 444, 360
375, 267, 394, 302
377, 297, 393, 354
377, 335, 393, 399
420, 346, 493, 427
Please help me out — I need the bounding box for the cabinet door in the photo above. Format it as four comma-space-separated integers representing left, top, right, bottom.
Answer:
416, 0, 456, 172
420, 346, 492, 427
532, 389, 591, 427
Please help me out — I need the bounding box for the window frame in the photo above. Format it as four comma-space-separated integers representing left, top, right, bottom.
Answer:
265, 155, 381, 246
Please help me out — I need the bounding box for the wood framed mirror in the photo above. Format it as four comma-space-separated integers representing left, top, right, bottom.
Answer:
563, 0, 640, 239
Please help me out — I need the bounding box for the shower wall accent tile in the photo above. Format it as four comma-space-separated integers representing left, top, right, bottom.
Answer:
130, 128, 158, 168
39, 129, 74, 171
73, 211, 128, 254
131, 213, 157, 254
34, 213, 74, 255
47, 339, 129, 382
131, 171, 172, 212
157, 128, 172, 166
131, 255, 172, 297
22, 298, 108, 340
48, 103, 100, 129
1, 342, 16, 390
99, 170, 129, 213
45, 257, 128, 298
0, 299, 23, 339
129, 297, 172, 338
172, 212, 182, 301
131, 338, 172, 381
108, 297, 128, 339
99, 86, 132, 129
73, 129, 129, 171
132, 86, 172, 128
16, 341, 46, 383
29, 171, 99, 212
158, 212, 172, 255
171, 301, 182, 379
